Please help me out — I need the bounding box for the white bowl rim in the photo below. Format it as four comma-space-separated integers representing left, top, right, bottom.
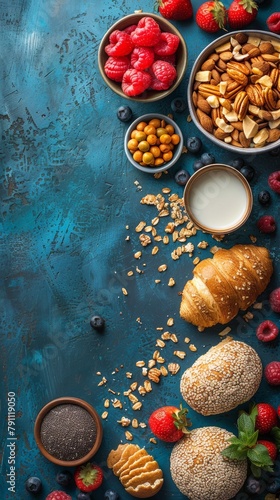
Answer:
187, 29, 280, 155
124, 113, 184, 173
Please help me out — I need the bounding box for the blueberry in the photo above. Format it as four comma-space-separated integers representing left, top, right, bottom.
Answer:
77, 493, 91, 500
193, 159, 204, 171
245, 475, 262, 494
267, 478, 280, 494
171, 97, 187, 113
56, 470, 73, 487
25, 477, 42, 494
186, 136, 202, 154
90, 315, 105, 331
174, 169, 190, 186
228, 158, 244, 170
258, 190, 271, 206
117, 106, 132, 122
200, 152, 215, 166
240, 165, 255, 182
104, 489, 119, 500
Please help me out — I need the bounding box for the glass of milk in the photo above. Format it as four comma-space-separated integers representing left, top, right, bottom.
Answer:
183, 164, 253, 234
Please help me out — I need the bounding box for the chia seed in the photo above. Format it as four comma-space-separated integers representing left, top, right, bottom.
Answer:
40, 404, 97, 461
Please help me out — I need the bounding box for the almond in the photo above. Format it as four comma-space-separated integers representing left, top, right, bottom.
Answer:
196, 109, 214, 134
267, 128, 280, 142
239, 132, 251, 148
259, 42, 275, 54
201, 59, 216, 71
197, 93, 212, 114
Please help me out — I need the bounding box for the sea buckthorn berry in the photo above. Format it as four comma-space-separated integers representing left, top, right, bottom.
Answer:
160, 134, 172, 144
155, 157, 165, 166
160, 144, 171, 153
147, 134, 157, 145
156, 127, 167, 137
149, 118, 161, 128
163, 151, 173, 162
142, 152, 154, 164
165, 124, 175, 135
133, 150, 143, 163
150, 146, 161, 157
136, 121, 148, 131
134, 131, 147, 142
127, 139, 138, 150
171, 134, 180, 145
144, 125, 156, 135
138, 140, 150, 152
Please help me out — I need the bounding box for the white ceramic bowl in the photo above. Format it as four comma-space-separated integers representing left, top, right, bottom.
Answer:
98, 12, 188, 102
187, 30, 280, 154
124, 113, 183, 173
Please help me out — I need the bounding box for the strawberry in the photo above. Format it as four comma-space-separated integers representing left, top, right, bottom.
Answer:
196, 1, 227, 33
255, 403, 278, 434
266, 12, 280, 34
74, 463, 103, 493
46, 492, 72, 500
148, 404, 191, 442
257, 440, 278, 461
157, 0, 193, 21
228, 0, 258, 29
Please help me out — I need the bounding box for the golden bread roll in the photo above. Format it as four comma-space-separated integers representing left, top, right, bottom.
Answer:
180, 338, 262, 415
107, 443, 163, 498
170, 427, 247, 500
180, 244, 273, 327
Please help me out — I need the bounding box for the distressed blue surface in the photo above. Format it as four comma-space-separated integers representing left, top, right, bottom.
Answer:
1, 0, 280, 499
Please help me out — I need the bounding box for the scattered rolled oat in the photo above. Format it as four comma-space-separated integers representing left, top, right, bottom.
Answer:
167, 317, 174, 326
189, 344, 197, 352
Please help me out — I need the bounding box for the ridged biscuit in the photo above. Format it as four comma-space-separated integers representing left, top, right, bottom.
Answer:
107, 444, 164, 498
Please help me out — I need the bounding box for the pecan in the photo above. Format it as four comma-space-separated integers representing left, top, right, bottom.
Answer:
227, 60, 250, 75
246, 83, 264, 107
233, 91, 249, 120
227, 67, 248, 86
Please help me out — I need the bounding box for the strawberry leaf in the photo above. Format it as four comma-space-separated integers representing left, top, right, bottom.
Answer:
221, 444, 248, 460
237, 412, 256, 434
247, 444, 274, 468
271, 427, 280, 450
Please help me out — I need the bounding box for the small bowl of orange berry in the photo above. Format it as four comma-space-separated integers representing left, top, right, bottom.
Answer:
124, 113, 183, 173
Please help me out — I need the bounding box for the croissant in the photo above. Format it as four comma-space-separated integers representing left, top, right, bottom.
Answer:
180, 244, 273, 328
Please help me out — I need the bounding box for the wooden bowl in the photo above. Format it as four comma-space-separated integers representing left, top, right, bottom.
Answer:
98, 12, 188, 102
34, 397, 103, 467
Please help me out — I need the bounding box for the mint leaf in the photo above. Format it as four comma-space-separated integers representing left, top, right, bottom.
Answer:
250, 463, 262, 478
237, 412, 255, 435
247, 444, 274, 467
249, 405, 258, 426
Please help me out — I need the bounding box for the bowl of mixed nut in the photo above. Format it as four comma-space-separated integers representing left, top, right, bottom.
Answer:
188, 30, 280, 154
124, 113, 183, 173
98, 12, 187, 102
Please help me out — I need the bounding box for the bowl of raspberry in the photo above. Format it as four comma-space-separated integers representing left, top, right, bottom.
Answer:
98, 12, 187, 102
34, 397, 103, 467
187, 30, 280, 154
124, 113, 183, 173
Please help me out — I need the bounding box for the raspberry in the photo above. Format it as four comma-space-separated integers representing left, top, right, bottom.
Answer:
269, 287, 280, 313
154, 53, 176, 65
104, 56, 130, 82
256, 320, 279, 342
149, 76, 170, 91
122, 69, 152, 97
151, 60, 177, 87
46, 491, 72, 500
131, 16, 161, 47
123, 24, 137, 34
154, 32, 180, 56
264, 361, 280, 386
257, 215, 276, 233
268, 170, 280, 194
130, 47, 154, 71
105, 30, 134, 57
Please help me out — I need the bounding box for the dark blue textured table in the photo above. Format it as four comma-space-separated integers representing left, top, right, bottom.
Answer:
1, 0, 280, 499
